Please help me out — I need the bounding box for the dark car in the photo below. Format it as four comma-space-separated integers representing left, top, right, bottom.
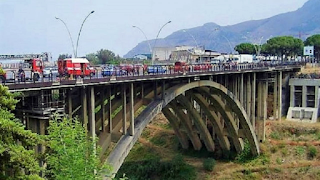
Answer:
101, 65, 125, 76
147, 65, 166, 74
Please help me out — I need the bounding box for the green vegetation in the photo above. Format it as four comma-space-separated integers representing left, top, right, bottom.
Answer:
263, 36, 304, 59
234, 43, 256, 54
305, 34, 320, 60
0, 66, 5, 74
203, 158, 216, 172
0, 85, 43, 180
295, 146, 305, 156
0, 85, 111, 179
86, 49, 122, 65
235, 140, 254, 163
117, 154, 196, 180
235, 35, 310, 59
46, 116, 110, 180
307, 146, 317, 159
270, 131, 281, 140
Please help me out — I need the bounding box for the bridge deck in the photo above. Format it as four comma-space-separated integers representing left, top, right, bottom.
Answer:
7, 65, 300, 92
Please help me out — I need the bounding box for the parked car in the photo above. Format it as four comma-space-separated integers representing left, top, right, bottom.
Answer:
101, 66, 125, 76
43, 67, 58, 77
147, 65, 167, 74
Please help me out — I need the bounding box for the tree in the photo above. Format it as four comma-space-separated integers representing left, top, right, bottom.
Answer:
45, 116, 111, 180
304, 34, 320, 60
86, 49, 121, 65
0, 85, 43, 180
234, 43, 256, 54
264, 36, 303, 60
86, 53, 100, 65
97, 49, 116, 64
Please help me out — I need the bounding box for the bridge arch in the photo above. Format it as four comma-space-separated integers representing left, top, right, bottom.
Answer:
106, 80, 260, 175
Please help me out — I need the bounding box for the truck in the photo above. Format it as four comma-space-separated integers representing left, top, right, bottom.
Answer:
57, 58, 95, 78
0, 53, 46, 82
231, 54, 253, 64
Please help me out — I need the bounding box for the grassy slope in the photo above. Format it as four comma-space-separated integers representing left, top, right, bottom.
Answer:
122, 113, 320, 180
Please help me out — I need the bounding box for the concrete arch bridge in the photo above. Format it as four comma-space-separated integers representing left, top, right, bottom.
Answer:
10, 68, 299, 177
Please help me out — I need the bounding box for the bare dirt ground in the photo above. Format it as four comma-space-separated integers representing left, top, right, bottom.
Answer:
299, 64, 320, 74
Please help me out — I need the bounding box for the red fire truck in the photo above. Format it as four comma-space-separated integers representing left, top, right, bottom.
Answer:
57, 58, 95, 78
0, 53, 47, 82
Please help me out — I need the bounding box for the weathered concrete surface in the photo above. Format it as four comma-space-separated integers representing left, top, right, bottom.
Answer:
106, 80, 260, 177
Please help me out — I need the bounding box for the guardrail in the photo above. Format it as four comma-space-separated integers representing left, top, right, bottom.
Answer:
5, 62, 303, 90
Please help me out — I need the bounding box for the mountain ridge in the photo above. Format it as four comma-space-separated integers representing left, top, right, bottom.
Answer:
124, 0, 320, 58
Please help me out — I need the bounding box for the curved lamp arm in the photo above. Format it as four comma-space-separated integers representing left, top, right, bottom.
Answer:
75, 10, 95, 58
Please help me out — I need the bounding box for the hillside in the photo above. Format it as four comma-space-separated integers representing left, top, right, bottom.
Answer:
124, 0, 320, 58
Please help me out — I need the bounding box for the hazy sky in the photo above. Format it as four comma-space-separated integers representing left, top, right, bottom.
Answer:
0, 0, 308, 59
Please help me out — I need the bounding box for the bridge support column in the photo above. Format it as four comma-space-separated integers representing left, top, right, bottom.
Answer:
263, 81, 268, 120
67, 88, 72, 119
257, 81, 267, 142
141, 82, 144, 99
122, 84, 127, 135
278, 71, 282, 120
89, 86, 96, 141
192, 93, 231, 151
177, 95, 215, 152
108, 86, 112, 133
129, 83, 134, 136
234, 75, 238, 99
246, 74, 251, 120
273, 72, 278, 120
154, 81, 157, 100
101, 88, 106, 132
161, 81, 165, 99
290, 84, 294, 107
162, 107, 189, 149
302, 85, 307, 107
240, 73, 244, 104
81, 87, 88, 129
199, 88, 243, 153
251, 73, 256, 130
169, 101, 202, 150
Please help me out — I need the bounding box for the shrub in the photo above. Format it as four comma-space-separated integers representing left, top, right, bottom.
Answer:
295, 146, 305, 156
315, 132, 320, 140
203, 158, 216, 172
281, 148, 288, 156
308, 146, 317, 159
117, 154, 197, 180
270, 131, 281, 140
278, 143, 286, 149
235, 140, 254, 163
270, 146, 278, 153
276, 157, 282, 165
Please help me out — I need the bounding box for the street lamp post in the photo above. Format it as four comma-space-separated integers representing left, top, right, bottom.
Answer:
132, 25, 152, 54
152, 21, 171, 65
182, 30, 199, 48
243, 33, 264, 56
55, 17, 76, 58
75, 10, 95, 58
183, 29, 201, 63
256, 36, 264, 56
214, 28, 234, 55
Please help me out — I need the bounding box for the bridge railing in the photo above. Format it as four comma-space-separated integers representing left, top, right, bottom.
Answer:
5, 61, 303, 89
